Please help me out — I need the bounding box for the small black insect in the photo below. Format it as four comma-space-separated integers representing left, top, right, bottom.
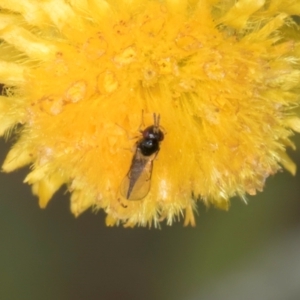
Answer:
120, 113, 164, 200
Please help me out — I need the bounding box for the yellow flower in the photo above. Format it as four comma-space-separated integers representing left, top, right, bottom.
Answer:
0, 0, 300, 227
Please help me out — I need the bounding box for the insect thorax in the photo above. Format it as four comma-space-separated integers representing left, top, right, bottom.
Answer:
138, 139, 159, 156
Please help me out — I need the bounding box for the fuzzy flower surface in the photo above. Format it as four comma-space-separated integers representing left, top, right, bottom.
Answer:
0, 0, 300, 227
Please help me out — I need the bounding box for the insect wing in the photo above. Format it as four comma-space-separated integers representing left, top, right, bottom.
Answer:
120, 150, 155, 200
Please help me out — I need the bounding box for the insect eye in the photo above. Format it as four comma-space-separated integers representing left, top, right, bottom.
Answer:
142, 126, 153, 139
158, 131, 164, 141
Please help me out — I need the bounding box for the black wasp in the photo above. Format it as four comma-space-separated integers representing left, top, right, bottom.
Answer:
120, 113, 164, 200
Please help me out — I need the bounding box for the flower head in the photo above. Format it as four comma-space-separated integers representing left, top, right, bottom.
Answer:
0, 0, 300, 227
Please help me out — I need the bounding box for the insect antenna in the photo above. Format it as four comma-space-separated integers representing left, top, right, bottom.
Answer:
153, 113, 161, 133
137, 110, 146, 133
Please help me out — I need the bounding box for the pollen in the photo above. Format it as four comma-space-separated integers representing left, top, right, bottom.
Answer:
0, 0, 300, 227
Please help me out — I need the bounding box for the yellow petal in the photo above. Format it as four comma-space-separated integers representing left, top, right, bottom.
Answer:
2, 145, 34, 172
0, 25, 56, 60
220, 0, 265, 29
70, 190, 95, 217
279, 150, 297, 175
286, 117, 300, 133
31, 174, 66, 208
0, 61, 25, 85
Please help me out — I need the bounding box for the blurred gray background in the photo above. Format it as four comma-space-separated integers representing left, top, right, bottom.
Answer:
1, 134, 300, 300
